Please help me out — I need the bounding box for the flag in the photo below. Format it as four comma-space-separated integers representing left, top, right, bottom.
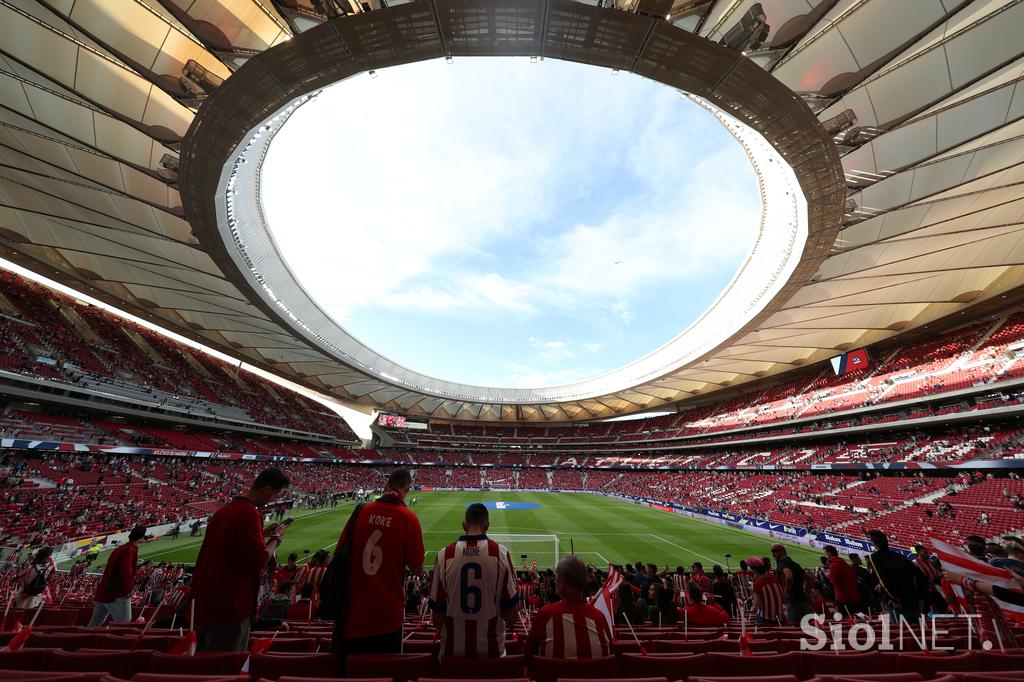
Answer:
2, 625, 31, 652
166, 630, 197, 656
931, 538, 1024, 622
589, 565, 623, 642
241, 636, 274, 672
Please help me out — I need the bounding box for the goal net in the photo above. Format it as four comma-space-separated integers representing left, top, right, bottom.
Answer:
487, 533, 560, 569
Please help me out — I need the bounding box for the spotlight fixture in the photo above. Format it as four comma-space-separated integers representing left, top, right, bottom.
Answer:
720, 3, 770, 52
445, 55, 453, 64
180, 59, 224, 98
821, 109, 858, 137
368, 70, 378, 79
157, 154, 179, 182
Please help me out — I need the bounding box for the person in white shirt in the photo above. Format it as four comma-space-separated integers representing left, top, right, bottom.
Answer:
429, 503, 519, 658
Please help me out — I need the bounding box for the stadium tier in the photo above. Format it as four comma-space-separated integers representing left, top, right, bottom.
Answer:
377, 313, 1024, 453
2, 442, 1022, 550
0, 271, 358, 443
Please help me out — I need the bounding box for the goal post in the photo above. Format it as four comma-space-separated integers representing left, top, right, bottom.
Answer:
487, 533, 560, 569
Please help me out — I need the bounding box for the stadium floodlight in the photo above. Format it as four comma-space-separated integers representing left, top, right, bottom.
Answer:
720, 3, 770, 52
158, 154, 179, 182
310, 0, 346, 18
180, 60, 224, 98
821, 109, 858, 138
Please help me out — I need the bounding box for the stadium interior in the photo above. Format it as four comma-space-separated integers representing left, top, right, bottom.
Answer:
2, 0, 1024, 679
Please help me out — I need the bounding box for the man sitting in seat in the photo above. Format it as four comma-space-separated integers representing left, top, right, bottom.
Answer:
429, 502, 519, 657
679, 581, 731, 626
525, 555, 612, 660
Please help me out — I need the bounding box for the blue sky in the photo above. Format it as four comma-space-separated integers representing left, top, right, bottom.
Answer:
261, 58, 760, 389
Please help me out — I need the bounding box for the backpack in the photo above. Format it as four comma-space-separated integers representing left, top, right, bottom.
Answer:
23, 565, 50, 596
316, 503, 364, 621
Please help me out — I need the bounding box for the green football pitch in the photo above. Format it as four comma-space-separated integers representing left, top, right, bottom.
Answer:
75, 491, 825, 571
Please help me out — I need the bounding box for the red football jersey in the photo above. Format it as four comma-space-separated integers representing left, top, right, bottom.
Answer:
338, 494, 425, 638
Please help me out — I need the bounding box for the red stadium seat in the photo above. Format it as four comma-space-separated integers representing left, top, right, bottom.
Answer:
132, 671, 251, 675
529, 656, 620, 682
619, 652, 704, 681
810, 674, 924, 682
249, 653, 339, 680
555, 678, 666, 682
27, 633, 100, 651
274, 678, 392, 682
97, 635, 181, 652
505, 639, 526, 656
147, 653, 245, 676
437, 655, 526, 678
799, 651, 893, 678
0, 647, 54, 671
612, 641, 648, 655
895, 652, 975, 676
346, 654, 433, 682
38, 610, 80, 627
703, 653, 796, 678
0, 674, 94, 681
971, 651, 1024, 670
690, 676, 798, 682
651, 640, 709, 654
419, 678, 526, 682
401, 639, 440, 655
266, 638, 317, 653
706, 639, 780, 653
46, 650, 151, 678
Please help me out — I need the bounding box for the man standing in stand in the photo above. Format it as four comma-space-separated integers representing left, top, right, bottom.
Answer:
86, 526, 147, 627
332, 469, 425, 660
189, 468, 290, 652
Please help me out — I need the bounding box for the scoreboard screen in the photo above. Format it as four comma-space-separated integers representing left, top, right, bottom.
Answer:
378, 414, 406, 428
830, 348, 869, 376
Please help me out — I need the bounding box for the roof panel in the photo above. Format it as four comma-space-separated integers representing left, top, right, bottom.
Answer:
1, 0, 1022, 421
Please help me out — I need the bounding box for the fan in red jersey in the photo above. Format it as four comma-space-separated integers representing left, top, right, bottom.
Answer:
188, 467, 290, 652
331, 469, 425, 661
525, 555, 612, 660
429, 503, 519, 658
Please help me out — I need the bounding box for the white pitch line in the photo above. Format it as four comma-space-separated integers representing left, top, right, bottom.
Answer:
647, 534, 718, 566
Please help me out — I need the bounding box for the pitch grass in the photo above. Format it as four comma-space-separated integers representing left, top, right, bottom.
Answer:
74, 491, 826, 572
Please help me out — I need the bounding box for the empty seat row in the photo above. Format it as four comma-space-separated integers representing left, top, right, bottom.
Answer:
2, 649, 1024, 682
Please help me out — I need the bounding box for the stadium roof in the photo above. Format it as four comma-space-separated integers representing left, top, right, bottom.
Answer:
1, 0, 1023, 422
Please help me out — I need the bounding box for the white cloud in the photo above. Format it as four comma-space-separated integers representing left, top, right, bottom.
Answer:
261, 57, 763, 386
377, 272, 541, 314
527, 337, 575, 362
497, 362, 602, 389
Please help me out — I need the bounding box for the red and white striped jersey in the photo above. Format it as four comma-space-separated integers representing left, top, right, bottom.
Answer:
672, 573, 687, 598
753, 575, 785, 624
734, 570, 753, 602
296, 564, 328, 593
429, 534, 519, 658
526, 599, 612, 659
